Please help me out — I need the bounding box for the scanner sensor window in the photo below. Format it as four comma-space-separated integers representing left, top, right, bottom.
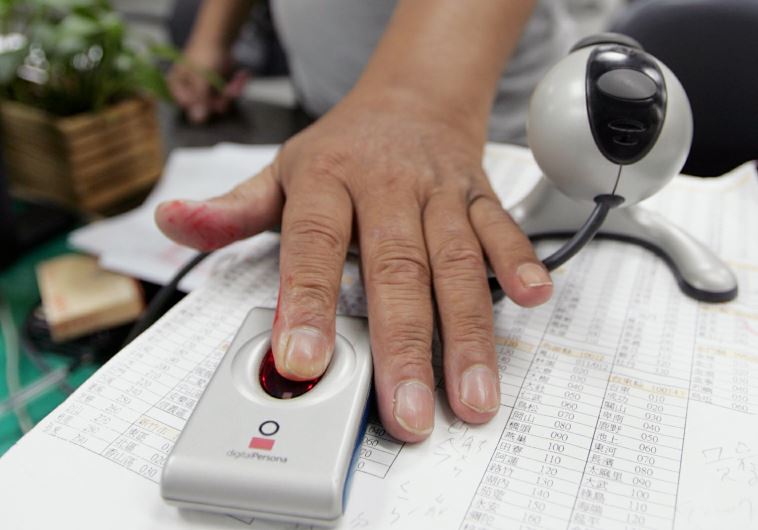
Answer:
259, 349, 321, 399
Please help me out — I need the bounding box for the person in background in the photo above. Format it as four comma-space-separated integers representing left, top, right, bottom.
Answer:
167, 0, 288, 123
160, 0, 574, 443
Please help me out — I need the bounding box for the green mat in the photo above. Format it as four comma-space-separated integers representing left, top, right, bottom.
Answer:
0, 235, 99, 455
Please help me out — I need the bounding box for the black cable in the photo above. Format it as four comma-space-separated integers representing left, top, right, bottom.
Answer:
123, 251, 211, 347
489, 194, 625, 301
542, 194, 624, 270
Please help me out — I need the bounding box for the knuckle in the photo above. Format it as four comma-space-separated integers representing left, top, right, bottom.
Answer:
472, 200, 534, 257
308, 150, 350, 182
383, 326, 433, 370
387, 355, 431, 380
224, 184, 251, 205
469, 194, 531, 243
465, 178, 496, 206
446, 313, 493, 349
369, 238, 431, 287
287, 214, 347, 256
470, 195, 510, 230
378, 171, 414, 195
432, 238, 485, 275
422, 173, 474, 210
283, 216, 346, 318
499, 235, 535, 262
428, 175, 469, 199
288, 276, 336, 316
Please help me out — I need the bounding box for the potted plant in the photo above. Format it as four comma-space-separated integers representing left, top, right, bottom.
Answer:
0, 0, 173, 213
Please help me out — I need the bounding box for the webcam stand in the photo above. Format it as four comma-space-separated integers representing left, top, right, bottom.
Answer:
511, 178, 738, 303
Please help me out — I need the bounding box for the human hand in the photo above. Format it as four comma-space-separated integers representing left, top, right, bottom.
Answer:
167, 42, 248, 124
155, 94, 553, 442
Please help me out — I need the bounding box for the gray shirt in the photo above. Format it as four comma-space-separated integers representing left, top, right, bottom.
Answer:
270, 0, 575, 145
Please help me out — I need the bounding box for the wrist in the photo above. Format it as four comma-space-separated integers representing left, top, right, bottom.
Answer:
341, 83, 490, 148
186, 0, 252, 51
181, 37, 232, 78
185, 34, 229, 57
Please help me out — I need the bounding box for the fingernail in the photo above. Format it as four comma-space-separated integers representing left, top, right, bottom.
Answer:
517, 263, 552, 288
281, 327, 329, 379
393, 380, 434, 436
459, 364, 500, 414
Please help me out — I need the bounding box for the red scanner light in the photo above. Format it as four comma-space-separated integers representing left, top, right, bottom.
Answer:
259, 348, 321, 399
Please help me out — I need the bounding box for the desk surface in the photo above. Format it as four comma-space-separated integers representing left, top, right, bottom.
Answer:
0, 99, 307, 454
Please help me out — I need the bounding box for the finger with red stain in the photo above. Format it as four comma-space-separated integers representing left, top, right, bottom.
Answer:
155, 165, 284, 251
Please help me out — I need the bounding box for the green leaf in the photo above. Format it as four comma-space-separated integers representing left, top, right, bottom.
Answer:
133, 61, 171, 100
1, 0, 183, 114
59, 13, 100, 38
55, 34, 87, 56
29, 22, 57, 49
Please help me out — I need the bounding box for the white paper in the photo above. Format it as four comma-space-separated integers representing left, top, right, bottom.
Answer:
68, 144, 283, 291
4, 152, 758, 530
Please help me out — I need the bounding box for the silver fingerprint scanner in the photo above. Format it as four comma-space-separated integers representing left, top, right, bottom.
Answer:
161, 307, 373, 527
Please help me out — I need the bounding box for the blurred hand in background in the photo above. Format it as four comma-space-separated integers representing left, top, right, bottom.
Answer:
167, 0, 253, 123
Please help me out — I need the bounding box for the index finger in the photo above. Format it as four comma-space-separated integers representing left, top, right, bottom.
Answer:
271, 171, 353, 381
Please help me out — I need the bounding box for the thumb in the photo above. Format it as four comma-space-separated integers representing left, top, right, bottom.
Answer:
155, 164, 284, 251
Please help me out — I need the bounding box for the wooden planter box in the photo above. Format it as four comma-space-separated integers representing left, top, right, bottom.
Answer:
0, 98, 163, 213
